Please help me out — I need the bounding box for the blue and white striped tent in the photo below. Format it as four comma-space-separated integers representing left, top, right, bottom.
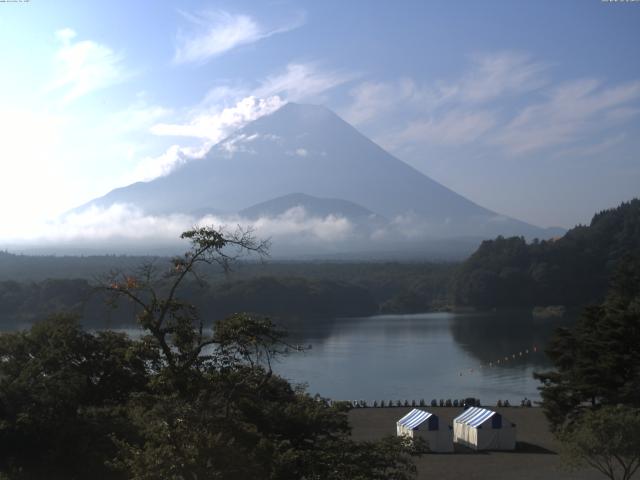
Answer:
453, 407, 516, 450
396, 409, 453, 452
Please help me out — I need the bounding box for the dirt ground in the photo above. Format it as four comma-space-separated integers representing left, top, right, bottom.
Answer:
348, 407, 610, 480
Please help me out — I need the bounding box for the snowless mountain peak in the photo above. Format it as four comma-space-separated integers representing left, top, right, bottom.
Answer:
76, 102, 560, 246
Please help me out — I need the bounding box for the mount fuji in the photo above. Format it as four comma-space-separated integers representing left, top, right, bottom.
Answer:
75, 103, 562, 258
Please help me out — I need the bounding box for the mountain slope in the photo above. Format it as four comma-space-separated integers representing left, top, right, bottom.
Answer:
239, 193, 381, 220
79, 102, 557, 240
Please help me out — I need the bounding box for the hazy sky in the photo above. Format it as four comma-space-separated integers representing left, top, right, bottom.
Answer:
1, 0, 639, 239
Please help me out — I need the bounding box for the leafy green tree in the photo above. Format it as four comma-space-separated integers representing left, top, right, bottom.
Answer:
535, 255, 640, 430
559, 406, 640, 480
0, 314, 157, 479
102, 226, 418, 479
1, 226, 420, 479
453, 199, 640, 308
535, 255, 640, 478
103, 226, 270, 382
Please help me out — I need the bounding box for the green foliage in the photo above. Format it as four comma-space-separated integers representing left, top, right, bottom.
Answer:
535, 255, 640, 431
454, 199, 640, 308
206, 276, 378, 318
0, 227, 419, 479
296, 435, 420, 480
0, 314, 156, 479
559, 406, 640, 480
0, 263, 456, 330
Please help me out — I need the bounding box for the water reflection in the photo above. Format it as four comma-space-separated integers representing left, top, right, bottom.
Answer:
273, 311, 575, 404
14, 310, 575, 404
448, 311, 575, 368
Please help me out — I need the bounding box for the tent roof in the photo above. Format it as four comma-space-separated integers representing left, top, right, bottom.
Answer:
397, 409, 433, 430
454, 407, 497, 428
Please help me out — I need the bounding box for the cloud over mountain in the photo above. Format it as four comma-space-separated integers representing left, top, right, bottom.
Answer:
45, 102, 562, 257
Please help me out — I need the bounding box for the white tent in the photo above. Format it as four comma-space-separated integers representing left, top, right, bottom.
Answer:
453, 406, 516, 450
396, 408, 454, 453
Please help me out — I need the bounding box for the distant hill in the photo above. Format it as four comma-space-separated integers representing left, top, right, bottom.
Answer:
239, 193, 381, 221
72, 102, 562, 257
453, 199, 640, 308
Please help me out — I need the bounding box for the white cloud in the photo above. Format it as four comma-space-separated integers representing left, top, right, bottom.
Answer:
343, 52, 547, 127
150, 95, 284, 142
173, 10, 303, 64
341, 52, 546, 151
217, 133, 260, 156
55, 28, 77, 42
250, 206, 353, 242
342, 52, 640, 158
370, 212, 451, 241
453, 52, 548, 104
388, 213, 434, 240
45, 204, 194, 242
139, 62, 353, 181
552, 133, 626, 159
202, 85, 247, 105
150, 63, 353, 143
493, 79, 640, 154
196, 62, 353, 108
151, 62, 352, 142
122, 145, 192, 184
413, 52, 548, 109
4, 203, 353, 247
343, 79, 417, 125
47, 28, 129, 102
384, 109, 496, 147
254, 63, 356, 102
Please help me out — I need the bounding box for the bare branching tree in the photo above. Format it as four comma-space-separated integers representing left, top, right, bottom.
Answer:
102, 225, 271, 375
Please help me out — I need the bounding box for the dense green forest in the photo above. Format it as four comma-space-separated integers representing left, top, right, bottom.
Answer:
1, 199, 639, 328
453, 199, 640, 309
0, 262, 454, 329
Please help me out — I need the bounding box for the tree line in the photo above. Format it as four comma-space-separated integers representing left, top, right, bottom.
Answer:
0, 265, 454, 330
453, 199, 640, 308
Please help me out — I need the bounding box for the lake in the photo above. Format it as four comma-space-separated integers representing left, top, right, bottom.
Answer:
273, 311, 572, 405
3, 309, 571, 405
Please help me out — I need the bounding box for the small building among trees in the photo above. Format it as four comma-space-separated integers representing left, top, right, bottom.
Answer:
453, 407, 516, 450
396, 408, 454, 452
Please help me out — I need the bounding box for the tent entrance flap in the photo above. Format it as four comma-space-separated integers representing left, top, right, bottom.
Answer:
492, 414, 502, 429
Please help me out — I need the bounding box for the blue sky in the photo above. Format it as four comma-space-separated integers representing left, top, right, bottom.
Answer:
1, 0, 639, 242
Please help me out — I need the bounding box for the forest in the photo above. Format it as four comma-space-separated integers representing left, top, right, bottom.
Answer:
0, 258, 454, 329
1, 199, 639, 331
452, 199, 640, 309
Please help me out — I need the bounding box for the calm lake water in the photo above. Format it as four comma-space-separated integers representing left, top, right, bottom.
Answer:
273, 311, 572, 404
2, 310, 571, 405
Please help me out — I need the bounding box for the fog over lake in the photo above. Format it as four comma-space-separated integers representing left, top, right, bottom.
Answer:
274, 311, 571, 404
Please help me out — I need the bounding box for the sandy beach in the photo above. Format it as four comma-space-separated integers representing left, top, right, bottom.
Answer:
349, 407, 609, 480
